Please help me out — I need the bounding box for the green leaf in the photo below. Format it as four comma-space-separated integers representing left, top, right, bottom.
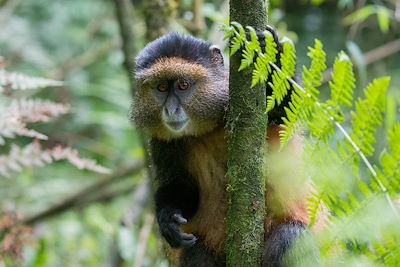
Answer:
329, 51, 355, 107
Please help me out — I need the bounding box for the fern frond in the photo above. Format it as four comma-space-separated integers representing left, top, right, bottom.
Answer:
238, 26, 263, 71
279, 40, 325, 144
0, 99, 69, 144
229, 22, 246, 56
0, 70, 63, 93
279, 85, 305, 146
280, 38, 296, 77
266, 40, 296, 112
303, 39, 326, 91
252, 54, 270, 87
6, 99, 70, 123
387, 123, 400, 156
329, 52, 355, 107
263, 30, 278, 68
221, 24, 235, 40
251, 31, 278, 87
0, 141, 110, 177
374, 233, 400, 266
245, 26, 262, 54
308, 103, 335, 142
377, 123, 400, 194
239, 46, 255, 71
0, 116, 48, 145
307, 191, 324, 226
349, 77, 390, 156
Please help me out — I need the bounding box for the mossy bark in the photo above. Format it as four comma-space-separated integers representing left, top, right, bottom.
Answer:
226, 1, 269, 266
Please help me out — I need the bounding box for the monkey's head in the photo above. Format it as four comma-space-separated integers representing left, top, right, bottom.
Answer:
131, 33, 228, 140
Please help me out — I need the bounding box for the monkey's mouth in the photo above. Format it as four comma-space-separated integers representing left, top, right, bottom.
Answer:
165, 120, 189, 132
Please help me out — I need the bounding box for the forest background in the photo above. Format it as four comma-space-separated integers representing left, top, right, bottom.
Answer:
1, 0, 400, 266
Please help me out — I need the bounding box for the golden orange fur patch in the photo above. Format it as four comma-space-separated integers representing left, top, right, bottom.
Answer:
183, 127, 227, 253
136, 57, 209, 83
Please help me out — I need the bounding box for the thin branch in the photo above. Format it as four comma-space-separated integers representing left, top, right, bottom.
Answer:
109, 181, 151, 267
111, 2, 162, 265
113, 0, 136, 80
113, 0, 154, 177
133, 213, 154, 267
22, 161, 144, 225
49, 38, 120, 80
121, 180, 151, 227
347, 0, 366, 39
188, 0, 205, 37
81, 185, 138, 206
322, 39, 400, 83
363, 39, 400, 65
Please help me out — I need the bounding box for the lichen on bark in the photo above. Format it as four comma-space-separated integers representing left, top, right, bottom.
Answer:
226, 0, 269, 266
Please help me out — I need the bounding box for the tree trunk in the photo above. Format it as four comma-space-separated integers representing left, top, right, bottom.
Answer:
143, 0, 177, 41
226, 1, 269, 266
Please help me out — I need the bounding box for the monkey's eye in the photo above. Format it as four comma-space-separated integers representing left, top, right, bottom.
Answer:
177, 80, 190, 91
157, 82, 169, 92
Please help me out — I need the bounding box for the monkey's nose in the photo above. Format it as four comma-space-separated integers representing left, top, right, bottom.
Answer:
164, 106, 180, 117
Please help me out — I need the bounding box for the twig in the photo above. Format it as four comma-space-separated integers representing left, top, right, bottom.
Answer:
322, 39, 400, 83
112, 2, 162, 265
363, 39, 400, 65
133, 213, 154, 267
113, 0, 136, 80
122, 180, 151, 227
49, 38, 120, 79
81, 185, 138, 206
109, 181, 151, 267
22, 161, 144, 225
190, 0, 205, 37
113, 0, 154, 176
347, 0, 366, 40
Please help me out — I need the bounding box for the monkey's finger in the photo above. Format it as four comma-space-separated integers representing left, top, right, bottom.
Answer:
162, 224, 184, 248
265, 25, 279, 41
181, 239, 197, 247
180, 232, 196, 240
180, 233, 197, 247
172, 213, 188, 224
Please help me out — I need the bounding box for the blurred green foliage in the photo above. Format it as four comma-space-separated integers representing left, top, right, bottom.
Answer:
0, 0, 399, 266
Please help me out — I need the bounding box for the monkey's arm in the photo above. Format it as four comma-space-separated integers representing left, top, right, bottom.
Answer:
151, 139, 199, 248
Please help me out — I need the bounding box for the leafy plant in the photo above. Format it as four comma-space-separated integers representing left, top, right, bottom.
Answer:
0, 68, 110, 177
0, 66, 110, 262
224, 23, 400, 266
343, 4, 393, 33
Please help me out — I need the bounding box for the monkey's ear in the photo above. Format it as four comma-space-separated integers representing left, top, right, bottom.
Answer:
210, 45, 224, 66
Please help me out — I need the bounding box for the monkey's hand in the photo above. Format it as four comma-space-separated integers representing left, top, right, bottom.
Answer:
158, 207, 197, 248
263, 222, 318, 267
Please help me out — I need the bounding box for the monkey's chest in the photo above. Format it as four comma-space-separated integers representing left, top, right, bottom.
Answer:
183, 129, 227, 252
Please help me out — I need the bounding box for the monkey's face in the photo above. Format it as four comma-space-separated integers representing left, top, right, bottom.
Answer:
131, 57, 228, 140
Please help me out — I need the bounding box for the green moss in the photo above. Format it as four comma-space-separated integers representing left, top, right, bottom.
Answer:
225, 2, 269, 265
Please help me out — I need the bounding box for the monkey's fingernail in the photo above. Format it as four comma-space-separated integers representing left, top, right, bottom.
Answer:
173, 214, 187, 224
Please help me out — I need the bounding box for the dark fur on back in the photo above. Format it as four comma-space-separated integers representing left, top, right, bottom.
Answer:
135, 33, 214, 72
